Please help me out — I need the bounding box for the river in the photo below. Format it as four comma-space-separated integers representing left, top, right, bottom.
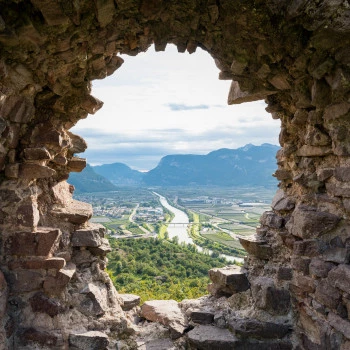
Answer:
154, 192, 244, 263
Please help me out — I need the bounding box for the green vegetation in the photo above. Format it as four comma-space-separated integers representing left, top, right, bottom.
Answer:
107, 237, 228, 302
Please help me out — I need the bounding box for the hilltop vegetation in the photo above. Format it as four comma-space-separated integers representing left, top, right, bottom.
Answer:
107, 237, 228, 302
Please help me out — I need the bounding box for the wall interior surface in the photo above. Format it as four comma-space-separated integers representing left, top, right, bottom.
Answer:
0, 0, 350, 349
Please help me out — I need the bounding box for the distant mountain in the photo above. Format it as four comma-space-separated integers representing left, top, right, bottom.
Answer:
69, 144, 279, 191
68, 164, 117, 193
93, 162, 144, 186
143, 143, 279, 187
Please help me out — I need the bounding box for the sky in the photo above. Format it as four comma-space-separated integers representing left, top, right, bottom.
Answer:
72, 44, 280, 171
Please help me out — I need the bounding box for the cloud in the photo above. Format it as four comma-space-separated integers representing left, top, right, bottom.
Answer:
167, 103, 211, 111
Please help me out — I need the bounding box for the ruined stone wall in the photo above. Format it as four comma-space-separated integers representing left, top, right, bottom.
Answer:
0, 0, 349, 349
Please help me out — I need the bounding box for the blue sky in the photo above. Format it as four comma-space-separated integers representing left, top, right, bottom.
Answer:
72, 45, 280, 171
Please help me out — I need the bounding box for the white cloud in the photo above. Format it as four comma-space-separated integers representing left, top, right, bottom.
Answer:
72, 45, 280, 170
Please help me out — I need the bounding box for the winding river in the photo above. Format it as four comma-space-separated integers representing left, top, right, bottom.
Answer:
154, 192, 244, 263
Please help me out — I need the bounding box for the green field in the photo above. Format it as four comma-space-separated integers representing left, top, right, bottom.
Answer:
202, 232, 244, 251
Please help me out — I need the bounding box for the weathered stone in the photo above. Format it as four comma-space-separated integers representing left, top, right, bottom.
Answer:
273, 169, 293, 180
292, 275, 315, 294
187, 325, 238, 350
72, 227, 102, 247
317, 168, 334, 181
272, 192, 295, 212
88, 238, 111, 256
228, 81, 276, 105
296, 145, 332, 157
119, 293, 140, 311
277, 267, 293, 281
79, 283, 108, 316
293, 240, 325, 257
0, 271, 8, 318
80, 95, 104, 114
324, 102, 350, 120
9, 257, 65, 270
16, 201, 40, 228
8, 270, 44, 293
67, 131, 87, 154
323, 247, 350, 264
229, 318, 291, 339
30, 292, 65, 317
260, 211, 284, 228
141, 300, 187, 339
309, 258, 334, 278
0, 95, 34, 123
190, 311, 214, 325
67, 157, 86, 172
239, 236, 272, 259
19, 328, 58, 347
251, 278, 290, 315
43, 262, 76, 295
328, 312, 350, 340
335, 167, 350, 182
315, 280, 341, 309
50, 200, 92, 224
69, 331, 109, 350
328, 264, 350, 293
269, 74, 291, 90
5, 163, 19, 178
286, 206, 340, 239
8, 228, 61, 257
23, 147, 51, 160
208, 265, 249, 295
19, 163, 56, 179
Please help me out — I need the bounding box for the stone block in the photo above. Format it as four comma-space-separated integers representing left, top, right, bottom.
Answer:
187, 325, 239, 350
271, 190, 295, 212
239, 236, 272, 259
328, 264, 350, 293
315, 280, 341, 309
260, 211, 284, 229
5, 163, 19, 178
31, 0, 70, 26
309, 258, 334, 278
79, 283, 108, 317
67, 157, 86, 172
9, 257, 65, 270
317, 168, 334, 181
324, 102, 350, 120
19, 328, 58, 347
293, 239, 324, 257
80, 95, 103, 115
8, 228, 61, 257
228, 81, 276, 105
0, 271, 8, 318
0, 95, 34, 123
323, 247, 350, 264
273, 169, 292, 180
72, 227, 102, 247
69, 331, 109, 350
208, 266, 249, 295
30, 292, 65, 317
119, 293, 141, 311
141, 300, 187, 339
286, 205, 340, 239
335, 167, 350, 182
50, 200, 92, 224
16, 201, 40, 228
296, 145, 332, 157
67, 131, 87, 154
24, 147, 51, 160
229, 318, 291, 339
190, 311, 214, 325
95, 0, 115, 27
251, 278, 290, 315
328, 312, 350, 340
88, 238, 112, 256
277, 267, 293, 280
8, 270, 44, 293
43, 262, 76, 295
19, 163, 56, 179
293, 275, 315, 294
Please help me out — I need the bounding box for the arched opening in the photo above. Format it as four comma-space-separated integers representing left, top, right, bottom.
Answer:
0, 1, 349, 349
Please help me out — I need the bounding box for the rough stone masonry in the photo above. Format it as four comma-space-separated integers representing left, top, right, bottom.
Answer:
0, 0, 349, 349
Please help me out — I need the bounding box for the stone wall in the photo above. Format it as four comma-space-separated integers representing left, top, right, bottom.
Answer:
0, 0, 349, 349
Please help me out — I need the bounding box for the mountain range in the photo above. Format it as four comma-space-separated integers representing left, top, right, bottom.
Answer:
68, 143, 279, 192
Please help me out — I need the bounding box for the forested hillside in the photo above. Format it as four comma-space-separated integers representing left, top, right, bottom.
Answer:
107, 237, 229, 302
